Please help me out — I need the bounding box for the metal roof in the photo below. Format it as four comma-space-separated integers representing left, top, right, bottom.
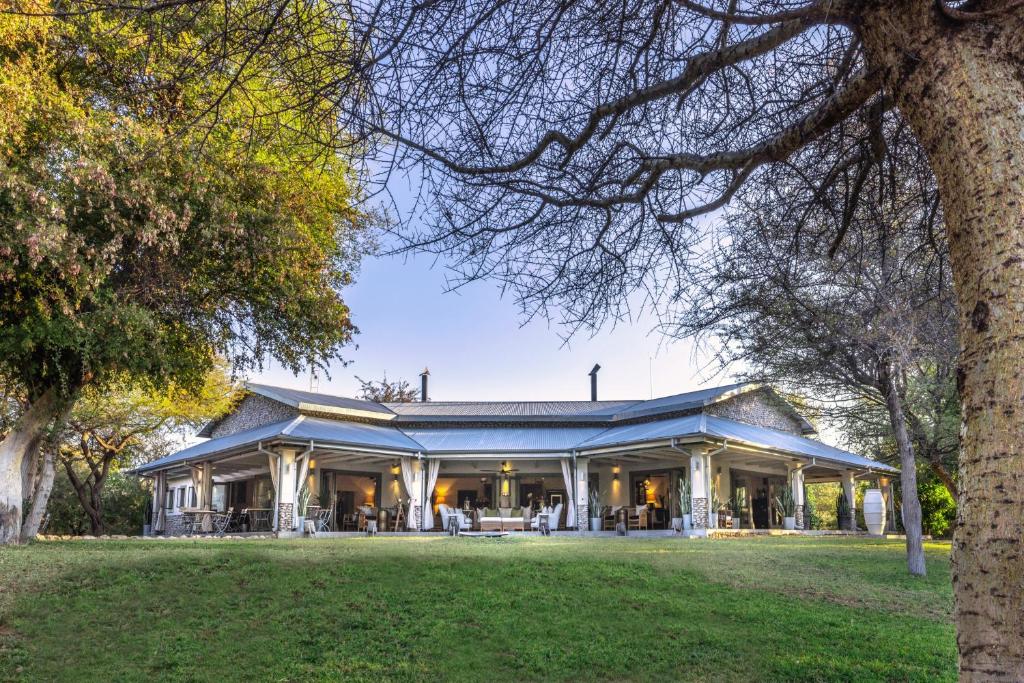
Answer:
701, 416, 896, 472
246, 383, 396, 418
385, 400, 638, 420
401, 426, 606, 453
140, 381, 891, 475
575, 414, 896, 472
136, 416, 420, 473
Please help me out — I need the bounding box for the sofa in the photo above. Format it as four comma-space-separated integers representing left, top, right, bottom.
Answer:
478, 506, 529, 531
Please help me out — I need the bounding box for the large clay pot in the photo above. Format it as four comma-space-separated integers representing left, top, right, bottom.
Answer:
863, 489, 886, 535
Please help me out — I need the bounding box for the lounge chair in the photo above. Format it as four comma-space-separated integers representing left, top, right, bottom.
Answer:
439, 504, 473, 532
531, 503, 563, 532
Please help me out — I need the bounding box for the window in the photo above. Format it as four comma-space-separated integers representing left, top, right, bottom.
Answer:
177, 487, 185, 508
189, 487, 196, 507
164, 488, 173, 510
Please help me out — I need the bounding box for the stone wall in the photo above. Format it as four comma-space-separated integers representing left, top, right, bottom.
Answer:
795, 504, 805, 530
692, 497, 708, 529
705, 388, 808, 435
278, 503, 294, 531
210, 394, 298, 439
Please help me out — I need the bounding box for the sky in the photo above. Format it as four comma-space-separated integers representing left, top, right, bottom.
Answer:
253, 248, 736, 403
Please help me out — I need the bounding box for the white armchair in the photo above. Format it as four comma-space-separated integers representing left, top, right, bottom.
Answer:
439, 504, 472, 531
531, 503, 563, 531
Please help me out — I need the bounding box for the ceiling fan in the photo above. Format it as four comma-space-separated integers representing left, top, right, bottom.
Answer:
478, 461, 520, 475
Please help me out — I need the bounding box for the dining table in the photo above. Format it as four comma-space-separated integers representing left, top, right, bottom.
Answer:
247, 508, 272, 532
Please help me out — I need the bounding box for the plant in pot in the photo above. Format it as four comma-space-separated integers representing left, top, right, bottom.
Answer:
774, 487, 796, 530
589, 489, 603, 531
296, 487, 311, 532
678, 479, 692, 531
836, 491, 852, 531
730, 495, 743, 530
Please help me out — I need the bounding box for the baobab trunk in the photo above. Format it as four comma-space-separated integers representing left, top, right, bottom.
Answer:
0, 388, 62, 545
20, 446, 57, 541
862, 5, 1024, 679
879, 363, 927, 576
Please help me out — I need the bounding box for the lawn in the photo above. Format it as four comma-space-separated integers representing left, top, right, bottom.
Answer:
0, 536, 954, 682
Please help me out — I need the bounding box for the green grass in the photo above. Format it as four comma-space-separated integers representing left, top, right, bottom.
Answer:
0, 536, 954, 682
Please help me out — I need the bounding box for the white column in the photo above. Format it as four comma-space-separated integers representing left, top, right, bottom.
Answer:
791, 466, 805, 530
277, 448, 297, 531
576, 459, 590, 529
841, 470, 857, 531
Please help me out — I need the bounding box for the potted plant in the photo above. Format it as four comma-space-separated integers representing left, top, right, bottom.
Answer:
775, 487, 796, 530
730, 495, 743, 530
678, 479, 692, 531
589, 489, 603, 531
836, 491, 852, 531
296, 487, 311, 532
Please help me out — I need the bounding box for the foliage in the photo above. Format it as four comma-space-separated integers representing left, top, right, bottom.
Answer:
0, 537, 955, 681
837, 492, 852, 530
44, 470, 148, 536
678, 478, 691, 516
0, 3, 370, 404
53, 365, 236, 534
803, 486, 818, 531
588, 488, 602, 519
918, 478, 957, 539
355, 374, 419, 403
774, 487, 796, 519
807, 483, 840, 530
297, 486, 311, 517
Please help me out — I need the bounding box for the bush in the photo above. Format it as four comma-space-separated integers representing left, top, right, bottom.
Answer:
918, 479, 957, 538
44, 470, 150, 536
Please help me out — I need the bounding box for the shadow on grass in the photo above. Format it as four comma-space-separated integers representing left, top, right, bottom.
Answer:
0, 538, 955, 682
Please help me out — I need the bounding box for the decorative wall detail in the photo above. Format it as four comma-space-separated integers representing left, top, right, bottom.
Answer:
692, 497, 708, 529
210, 394, 298, 439
278, 503, 294, 531
705, 389, 807, 435
795, 504, 805, 530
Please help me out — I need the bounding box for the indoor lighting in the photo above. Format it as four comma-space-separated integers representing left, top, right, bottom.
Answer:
612, 465, 620, 481
391, 463, 400, 482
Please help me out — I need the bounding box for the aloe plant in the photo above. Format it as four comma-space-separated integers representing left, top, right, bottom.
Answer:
774, 486, 796, 518
588, 488, 602, 519
297, 486, 311, 516
678, 478, 692, 515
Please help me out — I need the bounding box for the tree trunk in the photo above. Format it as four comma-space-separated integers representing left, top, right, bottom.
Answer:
0, 388, 62, 545
862, 6, 1024, 678
878, 361, 927, 576
928, 459, 959, 501
20, 446, 57, 541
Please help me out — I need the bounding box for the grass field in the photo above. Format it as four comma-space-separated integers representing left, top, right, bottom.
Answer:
0, 536, 954, 682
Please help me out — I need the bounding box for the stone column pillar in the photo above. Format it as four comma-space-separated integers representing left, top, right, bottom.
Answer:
277, 448, 297, 532
791, 467, 806, 530
689, 450, 709, 529
201, 461, 214, 531
841, 470, 857, 531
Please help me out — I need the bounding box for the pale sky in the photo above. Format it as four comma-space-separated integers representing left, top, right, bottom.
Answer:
252, 249, 735, 402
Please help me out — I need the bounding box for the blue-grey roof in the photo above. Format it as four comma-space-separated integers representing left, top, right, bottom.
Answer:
385, 400, 637, 421
575, 414, 896, 472
402, 426, 606, 453
701, 416, 896, 472
140, 381, 892, 475
136, 415, 420, 473
246, 383, 396, 417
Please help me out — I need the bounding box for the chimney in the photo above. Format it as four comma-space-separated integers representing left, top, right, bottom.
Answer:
589, 364, 601, 401
420, 367, 430, 402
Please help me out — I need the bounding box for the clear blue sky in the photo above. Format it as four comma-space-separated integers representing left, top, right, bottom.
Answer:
253, 249, 734, 402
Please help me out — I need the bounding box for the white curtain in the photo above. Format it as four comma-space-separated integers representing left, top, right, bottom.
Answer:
401, 456, 419, 529
267, 452, 279, 494
422, 459, 440, 530
153, 471, 166, 533
560, 458, 576, 528
189, 467, 203, 509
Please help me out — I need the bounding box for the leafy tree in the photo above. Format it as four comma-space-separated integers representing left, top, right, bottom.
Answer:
43, 470, 150, 537
355, 374, 419, 403
0, 4, 369, 543
918, 475, 957, 539
55, 369, 237, 536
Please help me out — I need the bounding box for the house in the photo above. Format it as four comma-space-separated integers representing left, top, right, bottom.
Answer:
137, 373, 897, 536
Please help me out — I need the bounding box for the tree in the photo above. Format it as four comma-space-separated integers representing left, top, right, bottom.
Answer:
339, 2, 1022, 673
0, 4, 370, 544
673, 119, 953, 575
56, 369, 236, 536
355, 375, 419, 402
9, 0, 1024, 674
